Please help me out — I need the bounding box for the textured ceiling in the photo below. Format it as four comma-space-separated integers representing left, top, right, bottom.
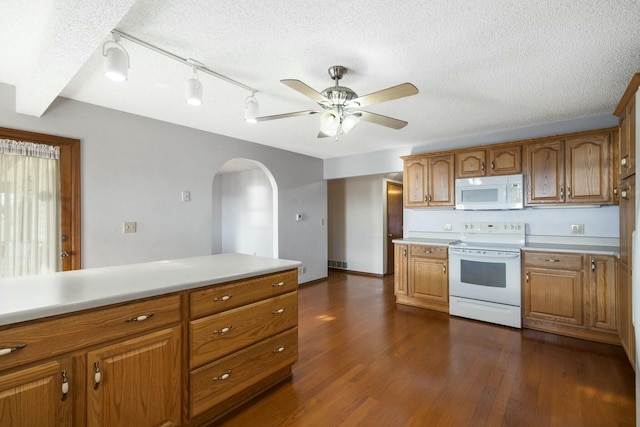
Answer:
1, 0, 639, 159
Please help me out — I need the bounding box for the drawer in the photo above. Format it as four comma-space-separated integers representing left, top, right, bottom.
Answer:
0, 294, 181, 371
410, 245, 448, 259
523, 252, 583, 270
190, 269, 298, 319
190, 291, 298, 368
189, 327, 298, 417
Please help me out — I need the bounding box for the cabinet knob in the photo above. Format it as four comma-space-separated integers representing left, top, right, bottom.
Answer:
214, 326, 233, 335
273, 346, 286, 353
591, 259, 596, 272
213, 370, 232, 381
125, 313, 154, 323
214, 295, 232, 302
272, 308, 285, 315
61, 370, 69, 401
93, 361, 101, 390
0, 343, 26, 356
272, 281, 285, 287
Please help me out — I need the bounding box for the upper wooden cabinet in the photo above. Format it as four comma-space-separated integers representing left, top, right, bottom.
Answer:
524, 139, 565, 204
403, 154, 454, 208
615, 73, 639, 180
524, 131, 613, 206
456, 145, 521, 178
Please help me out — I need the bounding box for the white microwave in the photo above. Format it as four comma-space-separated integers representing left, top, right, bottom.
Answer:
455, 174, 524, 210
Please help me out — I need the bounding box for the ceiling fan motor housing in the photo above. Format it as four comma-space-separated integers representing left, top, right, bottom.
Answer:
321, 86, 358, 107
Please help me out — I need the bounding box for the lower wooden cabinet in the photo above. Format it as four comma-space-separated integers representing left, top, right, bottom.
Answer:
0, 268, 299, 426
86, 327, 182, 427
0, 358, 73, 427
394, 243, 408, 296
523, 251, 619, 344
395, 244, 449, 313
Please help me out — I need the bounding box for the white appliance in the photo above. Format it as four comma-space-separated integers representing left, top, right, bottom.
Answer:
455, 174, 524, 210
449, 222, 525, 328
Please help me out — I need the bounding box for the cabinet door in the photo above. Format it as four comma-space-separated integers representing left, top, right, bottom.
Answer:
455, 149, 486, 178
565, 134, 612, 204
588, 256, 617, 333
524, 267, 583, 326
618, 260, 635, 369
404, 159, 428, 207
427, 154, 455, 207
619, 176, 634, 265
394, 244, 408, 296
410, 257, 448, 304
488, 145, 521, 175
86, 327, 181, 427
0, 358, 73, 427
524, 140, 565, 204
619, 97, 636, 179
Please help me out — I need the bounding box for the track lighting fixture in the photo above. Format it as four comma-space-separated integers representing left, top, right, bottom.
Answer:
245, 92, 259, 123
102, 33, 129, 82
102, 29, 259, 118
185, 67, 203, 106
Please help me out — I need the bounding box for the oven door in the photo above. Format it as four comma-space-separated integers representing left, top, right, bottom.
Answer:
448, 247, 521, 306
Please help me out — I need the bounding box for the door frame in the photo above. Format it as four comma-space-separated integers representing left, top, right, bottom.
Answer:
0, 127, 81, 271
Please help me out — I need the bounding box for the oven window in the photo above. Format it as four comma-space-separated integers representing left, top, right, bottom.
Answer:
460, 188, 498, 203
460, 259, 506, 288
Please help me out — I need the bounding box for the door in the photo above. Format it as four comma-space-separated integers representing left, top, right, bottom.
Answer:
386, 182, 403, 275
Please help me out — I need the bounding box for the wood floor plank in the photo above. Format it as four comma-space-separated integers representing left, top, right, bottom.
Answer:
215, 271, 635, 426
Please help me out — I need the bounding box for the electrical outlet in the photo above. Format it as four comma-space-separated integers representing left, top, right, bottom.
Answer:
181, 191, 191, 202
123, 222, 137, 233
444, 223, 452, 231
571, 224, 585, 234
298, 266, 306, 274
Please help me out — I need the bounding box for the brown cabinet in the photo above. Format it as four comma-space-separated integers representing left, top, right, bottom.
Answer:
395, 244, 448, 313
523, 251, 619, 344
615, 74, 638, 180
618, 176, 635, 368
393, 243, 408, 296
86, 327, 182, 427
187, 270, 298, 424
456, 146, 521, 178
0, 358, 73, 427
524, 131, 613, 206
403, 154, 454, 208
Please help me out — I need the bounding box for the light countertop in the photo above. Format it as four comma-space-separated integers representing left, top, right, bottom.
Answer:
392, 238, 458, 246
0, 254, 301, 327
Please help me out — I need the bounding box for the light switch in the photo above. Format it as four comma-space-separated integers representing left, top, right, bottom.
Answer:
181, 191, 191, 202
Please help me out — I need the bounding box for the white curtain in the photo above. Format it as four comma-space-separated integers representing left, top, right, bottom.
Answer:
0, 139, 61, 278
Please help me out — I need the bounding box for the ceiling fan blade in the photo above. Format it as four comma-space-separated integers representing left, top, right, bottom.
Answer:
356, 111, 408, 129
281, 79, 329, 104
317, 131, 330, 138
348, 83, 418, 108
255, 110, 319, 122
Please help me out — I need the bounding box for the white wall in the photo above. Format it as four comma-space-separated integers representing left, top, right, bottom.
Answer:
328, 176, 385, 275
0, 83, 327, 283
218, 168, 274, 257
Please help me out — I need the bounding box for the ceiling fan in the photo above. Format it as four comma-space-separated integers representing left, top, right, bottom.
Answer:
254, 65, 419, 139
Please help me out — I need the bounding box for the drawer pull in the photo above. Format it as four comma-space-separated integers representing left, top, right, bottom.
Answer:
423, 249, 432, 253
214, 295, 232, 302
213, 370, 232, 381
61, 370, 69, 401
544, 259, 560, 263
214, 326, 233, 335
272, 281, 285, 287
273, 346, 286, 353
272, 308, 285, 315
0, 343, 26, 356
125, 313, 154, 322
93, 361, 101, 390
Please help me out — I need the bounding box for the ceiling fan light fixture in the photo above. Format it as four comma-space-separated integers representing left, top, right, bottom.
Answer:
245, 93, 259, 123
102, 34, 129, 82
320, 109, 341, 136
185, 68, 203, 106
341, 114, 360, 134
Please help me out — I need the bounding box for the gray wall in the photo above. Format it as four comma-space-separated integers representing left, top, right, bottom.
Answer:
0, 83, 327, 283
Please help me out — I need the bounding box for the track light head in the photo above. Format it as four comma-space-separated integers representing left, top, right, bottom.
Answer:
186, 78, 202, 107
103, 34, 129, 82
245, 93, 259, 123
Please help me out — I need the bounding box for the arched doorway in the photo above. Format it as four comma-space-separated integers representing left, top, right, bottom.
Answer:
212, 159, 278, 258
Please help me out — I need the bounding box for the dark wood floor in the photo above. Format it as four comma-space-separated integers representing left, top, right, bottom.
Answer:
217, 271, 635, 426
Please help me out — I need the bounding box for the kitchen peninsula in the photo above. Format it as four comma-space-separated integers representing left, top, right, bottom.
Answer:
0, 253, 300, 426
